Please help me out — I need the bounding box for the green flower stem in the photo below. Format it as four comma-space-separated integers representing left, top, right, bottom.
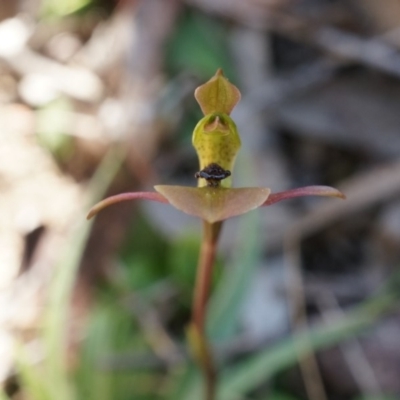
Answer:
189, 220, 222, 400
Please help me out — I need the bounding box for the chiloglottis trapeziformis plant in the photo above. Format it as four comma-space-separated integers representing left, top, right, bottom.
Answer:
87, 68, 345, 400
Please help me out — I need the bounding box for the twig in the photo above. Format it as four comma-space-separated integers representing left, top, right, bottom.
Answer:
284, 229, 328, 400
187, 0, 400, 79
316, 290, 383, 397
239, 58, 346, 129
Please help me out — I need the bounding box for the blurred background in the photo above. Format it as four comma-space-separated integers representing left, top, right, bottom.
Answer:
1, 0, 400, 399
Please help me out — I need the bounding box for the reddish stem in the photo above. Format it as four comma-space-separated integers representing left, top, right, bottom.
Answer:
192, 221, 222, 331
191, 220, 222, 400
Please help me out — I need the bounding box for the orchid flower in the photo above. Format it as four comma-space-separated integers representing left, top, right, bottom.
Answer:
87, 70, 343, 224
87, 69, 344, 400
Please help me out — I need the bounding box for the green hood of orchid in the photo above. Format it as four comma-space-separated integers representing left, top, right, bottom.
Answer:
192, 69, 241, 188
